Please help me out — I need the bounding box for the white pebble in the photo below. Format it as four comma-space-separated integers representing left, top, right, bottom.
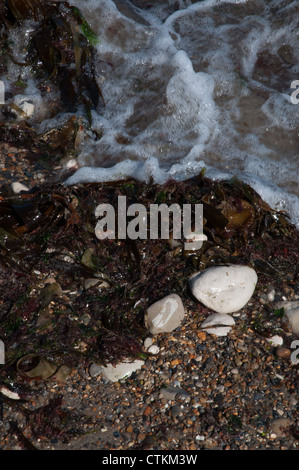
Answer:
11, 182, 30, 193
143, 337, 153, 349
148, 345, 160, 355
200, 313, 235, 336
267, 335, 283, 346
267, 289, 276, 302
276, 300, 299, 336
189, 265, 258, 314
100, 359, 144, 382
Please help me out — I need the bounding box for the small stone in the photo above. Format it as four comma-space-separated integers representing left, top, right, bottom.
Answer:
197, 331, 206, 341
12, 96, 35, 118
203, 326, 232, 337
200, 313, 235, 336
89, 363, 103, 377
148, 344, 160, 355
159, 385, 190, 401
271, 418, 292, 438
277, 300, 299, 336
145, 293, 185, 334
170, 358, 180, 366
276, 347, 291, 359
100, 359, 145, 382
84, 278, 110, 290
171, 404, 183, 418
267, 335, 283, 346
267, 288, 276, 302
0, 385, 20, 400
11, 182, 30, 193
189, 265, 257, 314
159, 388, 177, 401
143, 337, 153, 349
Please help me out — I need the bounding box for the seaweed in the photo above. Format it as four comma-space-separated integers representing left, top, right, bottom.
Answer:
0, 0, 104, 114
0, 175, 298, 372
0, 171, 298, 444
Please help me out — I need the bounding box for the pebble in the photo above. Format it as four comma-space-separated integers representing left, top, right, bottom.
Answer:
189, 265, 258, 314
275, 347, 290, 359
147, 345, 160, 355
12, 96, 35, 118
88, 363, 102, 378
277, 300, 299, 336
83, 278, 110, 290
159, 385, 190, 402
143, 337, 153, 349
11, 181, 30, 193
100, 359, 145, 383
200, 313, 235, 336
267, 335, 283, 346
271, 418, 293, 438
145, 293, 185, 334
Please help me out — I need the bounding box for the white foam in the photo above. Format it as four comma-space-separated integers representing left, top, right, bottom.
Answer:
28, 0, 299, 229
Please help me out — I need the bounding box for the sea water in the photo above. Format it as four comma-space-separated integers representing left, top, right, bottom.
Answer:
5, 0, 299, 227
64, 0, 299, 228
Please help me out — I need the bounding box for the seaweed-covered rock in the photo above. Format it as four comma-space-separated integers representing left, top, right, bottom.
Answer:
189, 265, 257, 314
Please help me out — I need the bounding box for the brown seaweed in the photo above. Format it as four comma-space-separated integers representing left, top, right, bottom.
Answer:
0, 0, 104, 114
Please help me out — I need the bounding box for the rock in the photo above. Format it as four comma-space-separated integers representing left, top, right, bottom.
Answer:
143, 337, 153, 349
267, 335, 283, 346
145, 293, 185, 334
276, 300, 299, 336
100, 359, 145, 382
11, 94, 44, 120
84, 278, 110, 290
276, 347, 291, 359
271, 418, 292, 438
159, 386, 190, 401
148, 344, 160, 355
14, 98, 35, 118
0, 385, 20, 400
89, 363, 102, 377
183, 231, 208, 251
11, 182, 30, 193
189, 265, 257, 314
200, 313, 235, 337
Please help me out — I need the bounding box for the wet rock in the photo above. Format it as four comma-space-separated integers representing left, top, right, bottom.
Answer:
200, 313, 235, 336
11, 94, 45, 120
11, 182, 30, 193
276, 300, 299, 336
145, 293, 185, 334
189, 265, 257, 314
